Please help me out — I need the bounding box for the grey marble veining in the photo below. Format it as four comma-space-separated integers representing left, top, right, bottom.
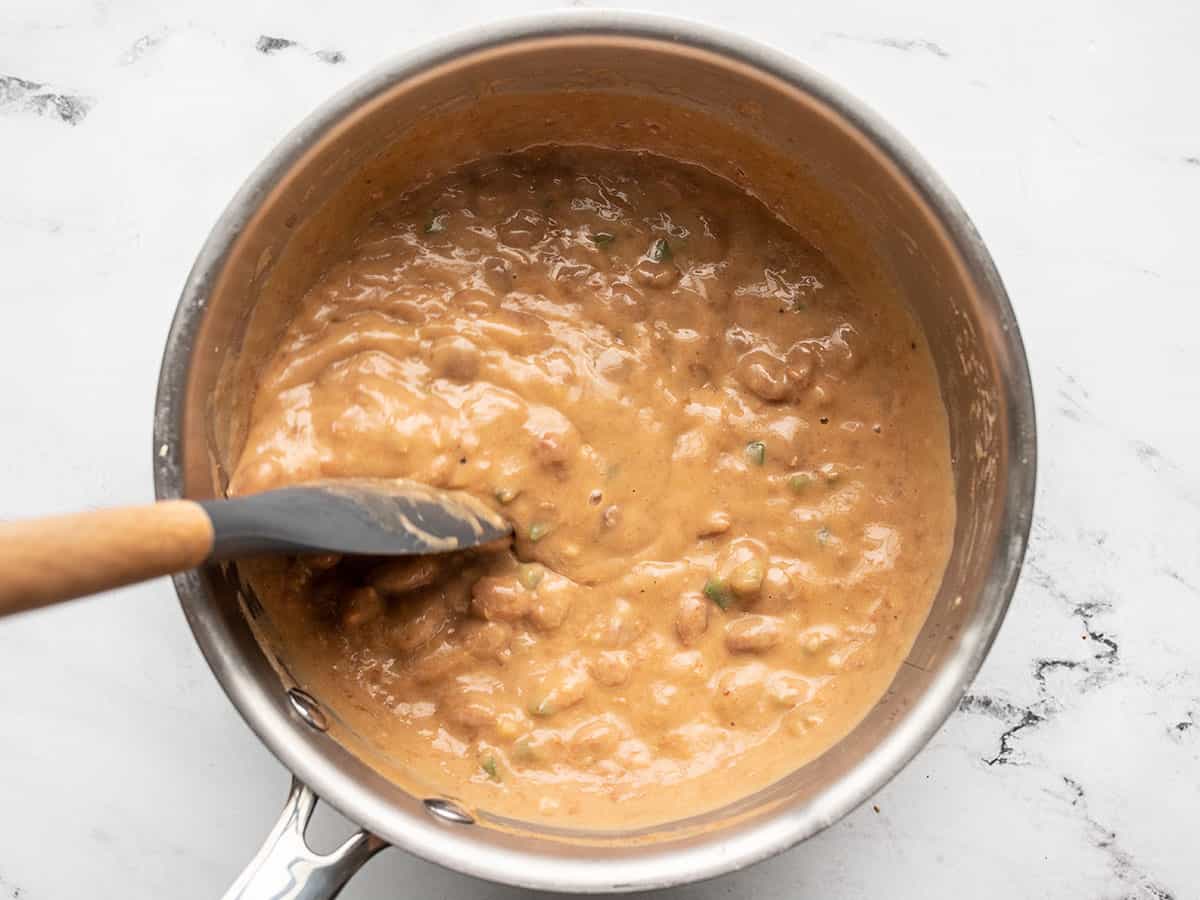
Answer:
0, 0, 1197, 898
0, 74, 91, 125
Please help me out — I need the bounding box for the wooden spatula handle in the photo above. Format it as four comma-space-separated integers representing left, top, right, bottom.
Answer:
0, 500, 215, 616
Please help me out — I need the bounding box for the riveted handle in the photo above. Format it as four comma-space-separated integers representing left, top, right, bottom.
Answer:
223, 779, 387, 900
0, 500, 215, 616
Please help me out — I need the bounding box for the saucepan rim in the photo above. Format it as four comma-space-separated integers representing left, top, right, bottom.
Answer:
153, 9, 1036, 892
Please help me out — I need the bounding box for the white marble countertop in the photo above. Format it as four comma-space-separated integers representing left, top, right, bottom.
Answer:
1, 0, 1197, 897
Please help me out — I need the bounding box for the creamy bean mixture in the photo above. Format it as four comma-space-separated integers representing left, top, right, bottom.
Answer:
231, 147, 955, 828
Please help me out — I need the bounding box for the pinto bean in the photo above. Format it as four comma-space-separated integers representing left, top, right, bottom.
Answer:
728, 559, 765, 597
388, 595, 450, 652
785, 344, 816, 391
530, 585, 573, 631
340, 586, 383, 630
698, 510, 731, 537
632, 258, 680, 289
532, 428, 579, 468
588, 650, 634, 686
528, 667, 589, 717
798, 624, 843, 655
446, 697, 499, 729
476, 308, 553, 354
459, 620, 512, 661
766, 671, 817, 708
664, 649, 708, 679
710, 662, 773, 729
757, 566, 796, 613
471, 575, 530, 621
724, 615, 784, 653
409, 641, 470, 684
430, 335, 480, 381
675, 591, 709, 645
569, 717, 622, 764
735, 349, 789, 401
494, 709, 527, 741
584, 599, 643, 647
511, 729, 565, 766
370, 556, 441, 596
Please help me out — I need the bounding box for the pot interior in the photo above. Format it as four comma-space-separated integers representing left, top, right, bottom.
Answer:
159, 23, 1032, 888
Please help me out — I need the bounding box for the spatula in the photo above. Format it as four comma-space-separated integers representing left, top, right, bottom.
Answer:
0, 478, 511, 618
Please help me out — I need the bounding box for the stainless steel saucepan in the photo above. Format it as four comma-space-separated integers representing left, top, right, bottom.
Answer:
153, 12, 1036, 897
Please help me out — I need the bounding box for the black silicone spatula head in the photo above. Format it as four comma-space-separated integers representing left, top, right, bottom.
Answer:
200, 478, 512, 560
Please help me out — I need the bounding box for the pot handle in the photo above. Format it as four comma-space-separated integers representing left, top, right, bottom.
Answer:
223, 778, 387, 900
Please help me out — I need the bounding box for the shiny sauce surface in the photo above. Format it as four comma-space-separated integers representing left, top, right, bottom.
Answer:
231, 147, 955, 828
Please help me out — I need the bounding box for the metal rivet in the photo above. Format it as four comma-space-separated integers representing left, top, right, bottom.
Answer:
287, 688, 328, 732
424, 797, 475, 825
